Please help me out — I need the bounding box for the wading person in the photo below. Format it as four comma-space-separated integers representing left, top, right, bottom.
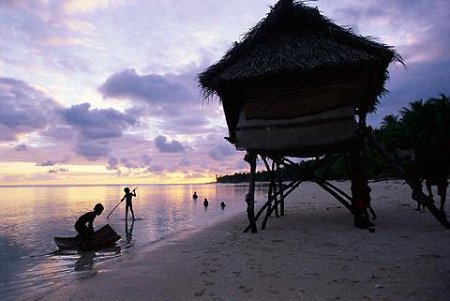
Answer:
121, 187, 137, 220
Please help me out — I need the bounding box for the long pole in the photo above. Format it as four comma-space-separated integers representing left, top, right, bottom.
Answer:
106, 200, 122, 219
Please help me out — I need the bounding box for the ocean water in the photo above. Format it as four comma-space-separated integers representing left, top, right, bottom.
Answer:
0, 183, 268, 301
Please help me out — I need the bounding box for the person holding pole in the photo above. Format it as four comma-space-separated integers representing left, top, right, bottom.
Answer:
121, 187, 137, 221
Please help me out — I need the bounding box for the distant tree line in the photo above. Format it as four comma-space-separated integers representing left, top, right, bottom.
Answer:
216, 94, 450, 183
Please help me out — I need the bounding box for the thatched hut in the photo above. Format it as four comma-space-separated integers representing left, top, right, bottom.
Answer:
198, 0, 403, 232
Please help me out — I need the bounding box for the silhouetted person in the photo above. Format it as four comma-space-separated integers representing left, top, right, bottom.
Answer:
75, 203, 104, 247
203, 198, 209, 209
193, 191, 198, 201
220, 202, 226, 210
121, 187, 137, 220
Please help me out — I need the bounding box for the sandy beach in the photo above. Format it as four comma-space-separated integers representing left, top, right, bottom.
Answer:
34, 181, 450, 301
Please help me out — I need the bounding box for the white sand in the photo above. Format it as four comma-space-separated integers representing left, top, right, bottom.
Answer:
35, 181, 450, 301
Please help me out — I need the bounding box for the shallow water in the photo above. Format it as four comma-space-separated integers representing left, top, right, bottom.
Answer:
0, 183, 268, 301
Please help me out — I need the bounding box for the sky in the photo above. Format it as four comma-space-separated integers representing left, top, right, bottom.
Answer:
0, 0, 449, 185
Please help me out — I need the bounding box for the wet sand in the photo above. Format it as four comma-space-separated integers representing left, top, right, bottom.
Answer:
35, 181, 450, 301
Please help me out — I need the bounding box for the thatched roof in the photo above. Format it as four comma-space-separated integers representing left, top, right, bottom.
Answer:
198, 0, 403, 99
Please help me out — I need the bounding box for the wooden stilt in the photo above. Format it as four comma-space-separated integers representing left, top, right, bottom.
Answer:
314, 180, 354, 213
276, 161, 285, 216
348, 149, 374, 230
244, 178, 301, 232
322, 181, 353, 203
261, 157, 275, 230
271, 160, 280, 218
262, 179, 302, 227
245, 152, 258, 233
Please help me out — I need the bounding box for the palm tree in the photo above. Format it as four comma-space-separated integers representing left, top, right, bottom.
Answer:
399, 95, 450, 211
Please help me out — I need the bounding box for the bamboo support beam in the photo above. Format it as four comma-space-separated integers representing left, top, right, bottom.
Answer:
263, 179, 302, 222
261, 157, 276, 229
276, 161, 285, 216
245, 152, 258, 233
321, 181, 353, 202
244, 179, 301, 232
314, 180, 354, 213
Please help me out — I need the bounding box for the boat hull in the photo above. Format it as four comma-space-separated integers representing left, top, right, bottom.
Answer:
54, 224, 121, 250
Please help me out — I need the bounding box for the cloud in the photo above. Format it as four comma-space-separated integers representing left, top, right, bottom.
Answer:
107, 157, 119, 170
36, 160, 58, 167
154, 135, 186, 153
60, 103, 136, 139
76, 140, 111, 160
99, 69, 194, 105
160, 116, 211, 135
147, 165, 165, 173
48, 167, 69, 173
120, 157, 140, 169
208, 143, 235, 161
61, 0, 122, 15
14, 144, 28, 151
141, 154, 152, 166
179, 158, 191, 167
0, 77, 60, 141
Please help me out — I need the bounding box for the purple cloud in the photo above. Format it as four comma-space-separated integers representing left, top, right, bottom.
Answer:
60, 103, 136, 140
147, 165, 165, 172
154, 135, 186, 153
99, 69, 193, 104
36, 160, 58, 167
0, 77, 60, 141
160, 116, 211, 135
120, 157, 140, 169
179, 158, 191, 167
208, 143, 235, 161
107, 157, 119, 170
76, 141, 111, 160
48, 167, 69, 173
14, 144, 28, 151
141, 154, 152, 166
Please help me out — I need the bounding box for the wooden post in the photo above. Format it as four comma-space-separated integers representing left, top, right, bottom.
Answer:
244, 152, 258, 233
261, 157, 274, 230
245, 178, 301, 232
265, 159, 280, 218
276, 161, 285, 216
348, 150, 373, 230
314, 180, 354, 213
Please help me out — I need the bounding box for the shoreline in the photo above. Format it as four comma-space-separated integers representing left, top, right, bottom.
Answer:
34, 181, 450, 301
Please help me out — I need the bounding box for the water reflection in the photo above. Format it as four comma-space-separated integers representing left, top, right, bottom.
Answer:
0, 183, 268, 300
73, 246, 121, 271
74, 251, 95, 271
125, 219, 134, 245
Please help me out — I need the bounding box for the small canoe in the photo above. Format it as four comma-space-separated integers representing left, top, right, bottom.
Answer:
54, 224, 121, 250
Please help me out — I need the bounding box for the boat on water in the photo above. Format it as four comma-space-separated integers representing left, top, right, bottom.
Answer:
54, 224, 121, 251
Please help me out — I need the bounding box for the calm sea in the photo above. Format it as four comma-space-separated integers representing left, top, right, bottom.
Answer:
0, 183, 268, 301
